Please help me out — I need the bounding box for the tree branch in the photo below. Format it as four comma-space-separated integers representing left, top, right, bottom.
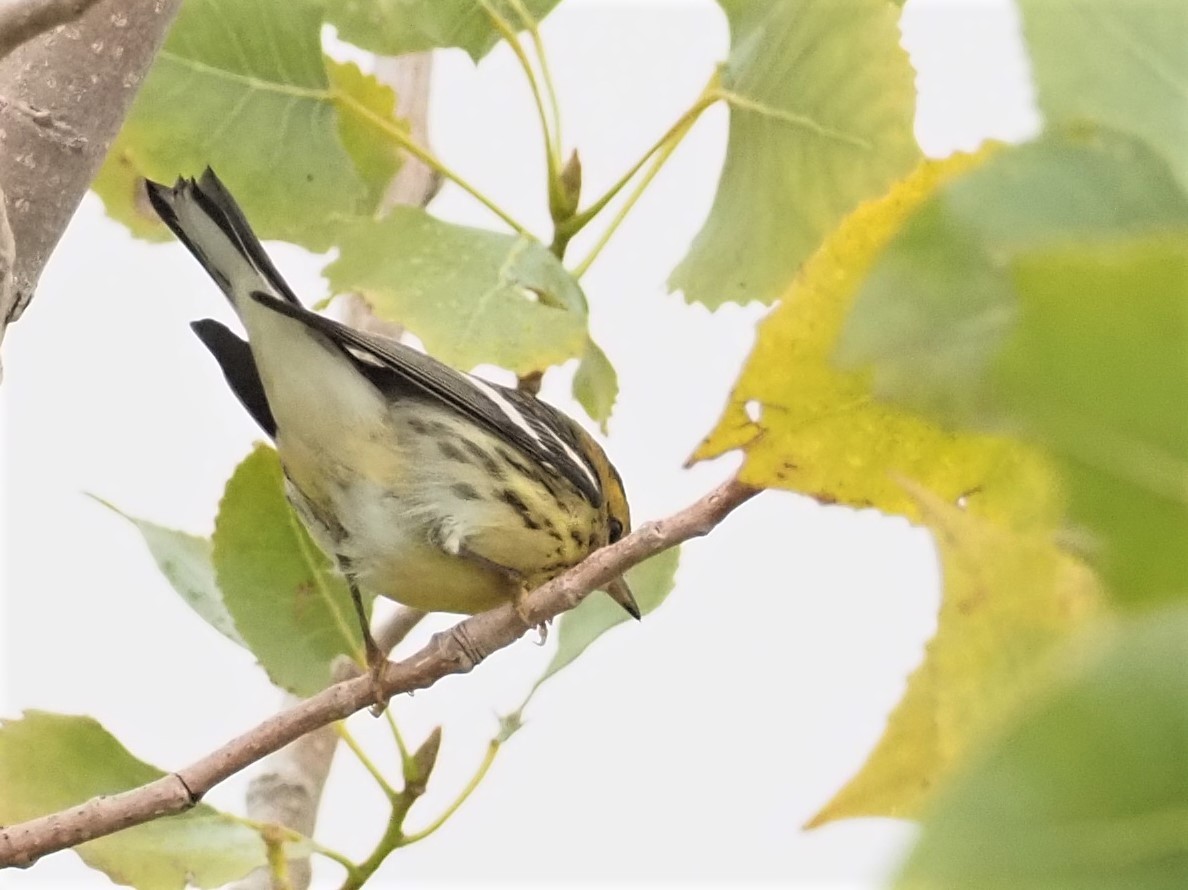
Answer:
0, 0, 104, 61
0, 477, 759, 868
0, 0, 182, 375
229, 608, 425, 890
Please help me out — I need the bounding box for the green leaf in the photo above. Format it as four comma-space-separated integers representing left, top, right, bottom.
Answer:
324, 212, 589, 374
94, 0, 382, 250
325, 0, 564, 62
0, 712, 264, 889
837, 130, 1188, 424
1019, 0, 1188, 190
899, 605, 1188, 890
213, 445, 364, 696
993, 237, 1188, 607
670, 0, 919, 307
325, 57, 406, 210
500, 548, 681, 740
572, 338, 618, 433
91, 497, 246, 647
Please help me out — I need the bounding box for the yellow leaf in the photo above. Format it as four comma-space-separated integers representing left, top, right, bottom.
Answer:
92, 131, 170, 242
693, 146, 1047, 524
807, 484, 1102, 827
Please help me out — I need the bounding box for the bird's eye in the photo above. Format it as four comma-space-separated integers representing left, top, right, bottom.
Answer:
608, 518, 624, 542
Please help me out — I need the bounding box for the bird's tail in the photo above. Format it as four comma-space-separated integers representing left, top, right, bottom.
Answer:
144, 169, 299, 313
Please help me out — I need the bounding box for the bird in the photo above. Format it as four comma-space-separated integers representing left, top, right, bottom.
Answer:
145, 168, 639, 694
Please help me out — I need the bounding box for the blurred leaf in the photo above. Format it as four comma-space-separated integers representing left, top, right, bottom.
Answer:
94, 0, 384, 250
500, 548, 681, 740
1019, 0, 1188, 189
993, 238, 1188, 606
836, 130, 1188, 423
92, 132, 169, 242
694, 149, 1057, 526
572, 338, 618, 433
0, 712, 264, 889
325, 212, 588, 374
92, 497, 245, 647
810, 486, 1101, 827
326, 58, 407, 210
213, 445, 364, 696
670, 0, 919, 307
325, 0, 564, 62
898, 606, 1188, 890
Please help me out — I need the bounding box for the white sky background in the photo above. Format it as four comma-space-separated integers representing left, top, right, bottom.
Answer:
0, 0, 1039, 886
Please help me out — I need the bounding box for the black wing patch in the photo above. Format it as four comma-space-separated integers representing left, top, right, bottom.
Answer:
247, 291, 603, 506
191, 319, 278, 438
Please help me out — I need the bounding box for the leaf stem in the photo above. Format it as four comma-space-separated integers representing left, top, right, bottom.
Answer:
570, 110, 699, 279
308, 841, 362, 877
230, 815, 361, 879
334, 90, 532, 236
480, 0, 560, 177
401, 741, 501, 845
505, 0, 563, 159
557, 86, 719, 243
264, 835, 294, 890
337, 796, 410, 890
337, 724, 398, 801
383, 707, 413, 775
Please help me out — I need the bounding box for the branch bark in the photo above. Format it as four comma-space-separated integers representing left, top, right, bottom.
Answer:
230, 51, 438, 890
0, 0, 104, 61
0, 0, 182, 374
0, 477, 759, 868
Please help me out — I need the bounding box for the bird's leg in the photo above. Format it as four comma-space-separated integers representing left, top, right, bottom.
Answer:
339, 561, 388, 714
457, 545, 548, 643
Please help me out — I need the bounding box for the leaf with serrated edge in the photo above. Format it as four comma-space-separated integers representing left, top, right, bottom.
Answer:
213, 445, 364, 696
670, 0, 919, 307
572, 338, 618, 433
91, 496, 246, 647
898, 606, 1188, 889
809, 484, 1101, 827
94, 0, 378, 250
1020, 0, 1188, 190
325, 211, 588, 374
325, 0, 564, 62
693, 148, 1056, 527
0, 712, 265, 890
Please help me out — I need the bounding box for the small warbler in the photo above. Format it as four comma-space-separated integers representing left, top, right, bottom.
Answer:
145, 170, 638, 682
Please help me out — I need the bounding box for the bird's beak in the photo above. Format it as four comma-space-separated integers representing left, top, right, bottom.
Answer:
606, 576, 641, 620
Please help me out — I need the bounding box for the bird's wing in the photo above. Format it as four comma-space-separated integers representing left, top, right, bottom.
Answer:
248, 291, 604, 506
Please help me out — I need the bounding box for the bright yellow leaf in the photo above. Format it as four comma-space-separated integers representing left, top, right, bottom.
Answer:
693, 146, 1050, 525
807, 484, 1102, 827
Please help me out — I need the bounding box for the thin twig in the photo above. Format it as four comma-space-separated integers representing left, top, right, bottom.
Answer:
0, 0, 103, 61
0, 477, 759, 867
400, 740, 499, 845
